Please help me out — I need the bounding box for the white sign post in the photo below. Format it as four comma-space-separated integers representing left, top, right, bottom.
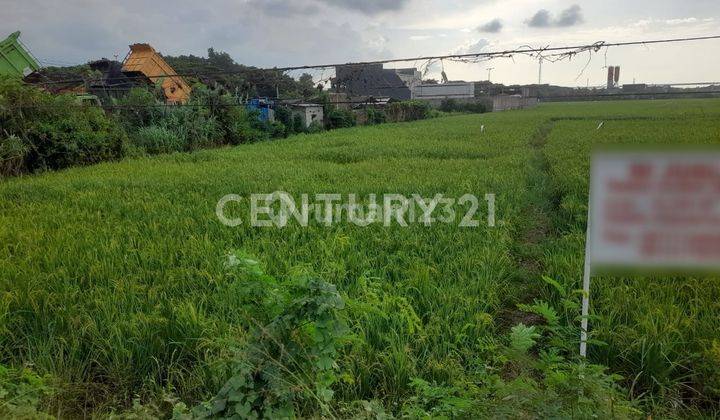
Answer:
581, 150, 720, 357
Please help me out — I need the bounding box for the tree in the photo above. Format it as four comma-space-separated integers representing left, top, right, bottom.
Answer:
298, 73, 315, 97
164, 48, 311, 99
207, 47, 235, 69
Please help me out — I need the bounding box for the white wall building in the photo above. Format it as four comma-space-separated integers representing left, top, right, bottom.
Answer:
290, 104, 324, 128
411, 82, 475, 99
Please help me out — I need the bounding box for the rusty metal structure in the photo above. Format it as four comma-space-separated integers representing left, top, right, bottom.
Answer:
121, 43, 191, 104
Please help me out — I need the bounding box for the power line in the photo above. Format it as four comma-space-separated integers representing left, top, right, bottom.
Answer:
216, 35, 720, 73
27, 34, 720, 86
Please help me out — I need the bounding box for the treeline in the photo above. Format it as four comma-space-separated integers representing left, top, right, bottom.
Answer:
35, 48, 318, 100
0, 79, 266, 176
164, 48, 317, 98
0, 79, 438, 177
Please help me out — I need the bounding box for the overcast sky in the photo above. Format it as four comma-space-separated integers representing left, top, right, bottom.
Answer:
2, 0, 719, 86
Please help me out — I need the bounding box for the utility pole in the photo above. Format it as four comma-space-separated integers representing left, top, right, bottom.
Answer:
538, 57, 542, 85
487, 67, 494, 82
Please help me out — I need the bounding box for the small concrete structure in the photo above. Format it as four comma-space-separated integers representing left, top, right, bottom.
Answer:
492, 94, 538, 111
290, 103, 324, 128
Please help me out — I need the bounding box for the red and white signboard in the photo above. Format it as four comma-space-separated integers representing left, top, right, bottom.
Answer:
589, 151, 720, 270
580, 150, 720, 356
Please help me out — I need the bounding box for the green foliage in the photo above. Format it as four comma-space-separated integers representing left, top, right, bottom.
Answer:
364, 107, 387, 125
306, 120, 324, 133
133, 126, 184, 154
274, 106, 293, 129
508, 323, 542, 355
192, 251, 348, 418
297, 73, 316, 97
164, 48, 311, 99
293, 115, 306, 133
118, 84, 266, 153
325, 107, 356, 129
1, 99, 720, 417
162, 106, 220, 151
276, 106, 310, 135
439, 98, 488, 114
191, 86, 262, 145
0, 134, 29, 176
0, 365, 54, 419
264, 120, 289, 139
385, 100, 430, 122
517, 300, 560, 327
402, 378, 474, 418
540, 102, 720, 411
113, 87, 166, 130
401, 307, 639, 419
0, 77, 126, 173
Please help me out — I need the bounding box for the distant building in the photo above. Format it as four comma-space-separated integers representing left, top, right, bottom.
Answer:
412, 82, 475, 99
289, 103, 324, 128
622, 83, 647, 92
394, 68, 422, 91
520, 85, 540, 98
333, 64, 411, 100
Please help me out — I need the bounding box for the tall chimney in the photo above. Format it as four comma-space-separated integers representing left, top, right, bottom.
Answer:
613, 66, 620, 84
607, 66, 615, 89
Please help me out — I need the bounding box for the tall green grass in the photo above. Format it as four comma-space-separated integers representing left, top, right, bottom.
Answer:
1, 99, 719, 416
541, 100, 720, 413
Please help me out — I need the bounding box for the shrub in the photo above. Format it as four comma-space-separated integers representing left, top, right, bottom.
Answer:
440, 98, 488, 114
385, 100, 430, 122
439, 98, 458, 113
0, 135, 29, 176
0, 78, 127, 172
113, 87, 165, 130
0, 364, 54, 419
307, 120, 324, 133
161, 105, 220, 151
118, 84, 265, 150
292, 114, 305, 133
365, 107, 386, 125
267, 120, 288, 138
189, 252, 348, 418
274, 105, 302, 135
133, 126, 183, 154
326, 107, 356, 129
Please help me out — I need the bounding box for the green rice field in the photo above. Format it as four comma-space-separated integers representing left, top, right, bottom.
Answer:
1, 99, 720, 418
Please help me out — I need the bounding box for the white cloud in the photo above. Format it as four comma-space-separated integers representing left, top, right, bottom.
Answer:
665, 17, 698, 25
